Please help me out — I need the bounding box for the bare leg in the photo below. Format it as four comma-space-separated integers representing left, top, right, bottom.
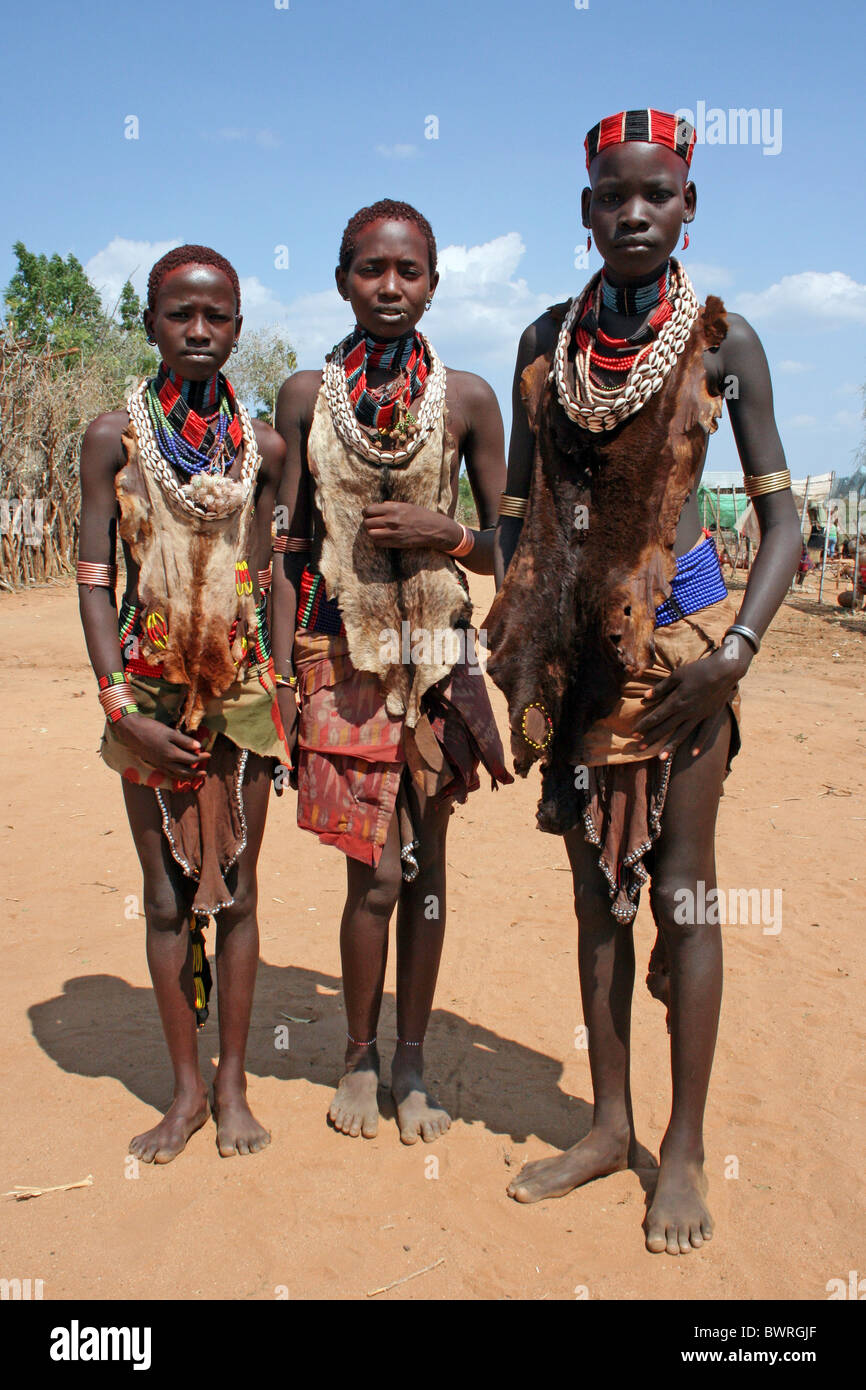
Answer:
212, 754, 273, 1157
123, 782, 209, 1164
329, 814, 402, 1138
391, 796, 452, 1144
507, 829, 635, 1201
643, 718, 730, 1254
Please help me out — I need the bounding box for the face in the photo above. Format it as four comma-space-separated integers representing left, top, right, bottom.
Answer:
581, 143, 696, 281
143, 264, 241, 378
335, 219, 439, 338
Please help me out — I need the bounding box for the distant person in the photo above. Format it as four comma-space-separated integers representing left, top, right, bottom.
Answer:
795, 544, 814, 586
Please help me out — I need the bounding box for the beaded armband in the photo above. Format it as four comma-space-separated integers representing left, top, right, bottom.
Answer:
743, 469, 791, 499
77, 562, 117, 590
97, 672, 139, 723
274, 672, 299, 690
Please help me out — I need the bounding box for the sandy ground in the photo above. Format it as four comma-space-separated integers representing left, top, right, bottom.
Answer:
1, 573, 864, 1302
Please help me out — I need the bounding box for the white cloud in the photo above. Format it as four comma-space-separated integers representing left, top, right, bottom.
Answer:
778, 359, 812, 374
426, 233, 561, 366
85, 236, 181, 311
239, 277, 346, 362
681, 262, 735, 299
735, 271, 866, 327
375, 143, 418, 159
831, 410, 862, 430
786, 414, 818, 429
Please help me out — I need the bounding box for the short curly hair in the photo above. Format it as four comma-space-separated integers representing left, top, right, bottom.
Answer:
147, 244, 241, 313
338, 200, 437, 275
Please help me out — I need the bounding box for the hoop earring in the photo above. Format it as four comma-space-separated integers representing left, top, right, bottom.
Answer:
231, 343, 239, 354
681, 226, 690, 251
425, 298, 433, 311
146, 336, 156, 345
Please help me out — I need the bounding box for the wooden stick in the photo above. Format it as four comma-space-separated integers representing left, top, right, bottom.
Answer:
5, 1175, 93, 1201
367, 1257, 445, 1298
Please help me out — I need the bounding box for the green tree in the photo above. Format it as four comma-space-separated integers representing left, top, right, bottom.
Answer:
231, 327, 297, 424
3, 241, 105, 353
118, 280, 143, 333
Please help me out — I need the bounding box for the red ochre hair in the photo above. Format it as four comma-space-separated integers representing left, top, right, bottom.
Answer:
585, 109, 696, 171
147, 244, 242, 313
339, 199, 438, 275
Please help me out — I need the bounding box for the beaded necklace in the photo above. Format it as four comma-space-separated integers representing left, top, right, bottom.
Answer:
600, 263, 672, 318
553, 259, 699, 432
325, 329, 446, 467
145, 362, 243, 477
342, 326, 429, 440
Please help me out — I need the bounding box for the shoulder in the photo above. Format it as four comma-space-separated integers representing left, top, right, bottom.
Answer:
81, 409, 130, 468
443, 368, 499, 415
718, 310, 761, 349
713, 310, 767, 370
276, 368, 323, 425
517, 306, 565, 369
250, 417, 286, 473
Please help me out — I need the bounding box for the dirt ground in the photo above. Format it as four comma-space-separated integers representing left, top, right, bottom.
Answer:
1, 573, 864, 1301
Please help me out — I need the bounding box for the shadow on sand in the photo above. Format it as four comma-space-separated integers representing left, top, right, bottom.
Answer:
32, 958, 597, 1154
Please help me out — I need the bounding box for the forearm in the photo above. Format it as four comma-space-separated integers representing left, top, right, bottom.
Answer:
493, 517, 524, 589
270, 554, 305, 678
456, 526, 494, 575
730, 507, 802, 643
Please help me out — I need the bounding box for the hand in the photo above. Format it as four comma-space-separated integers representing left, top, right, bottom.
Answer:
116, 713, 210, 780
634, 646, 749, 761
361, 502, 461, 551
274, 686, 300, 795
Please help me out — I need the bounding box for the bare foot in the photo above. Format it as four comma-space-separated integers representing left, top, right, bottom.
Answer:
329, 1043, 380, 1139
213, 1075, 271, 1158
391, 1051, 451, 1145
645, 1149, 713, 1255
128, 1088, 210, 1165
507, 1125, 631, 1203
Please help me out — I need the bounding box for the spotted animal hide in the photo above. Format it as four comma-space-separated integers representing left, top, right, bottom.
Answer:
116, 426, 260, 731
308, 386, 471, 728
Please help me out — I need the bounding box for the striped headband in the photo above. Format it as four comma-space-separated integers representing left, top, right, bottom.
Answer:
585, 109, 696, 171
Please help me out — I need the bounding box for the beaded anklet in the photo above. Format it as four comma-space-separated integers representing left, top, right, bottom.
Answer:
346, 1032, 377, 1047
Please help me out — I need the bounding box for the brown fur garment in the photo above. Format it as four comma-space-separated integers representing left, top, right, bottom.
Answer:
485, 297, 728, 833
308, 385, 471, 728
116, 427, 260, 731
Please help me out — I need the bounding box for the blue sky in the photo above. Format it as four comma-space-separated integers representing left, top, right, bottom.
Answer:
3, 0, 864, 481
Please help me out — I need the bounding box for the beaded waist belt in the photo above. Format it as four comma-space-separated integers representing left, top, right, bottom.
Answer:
297, 565, 346, 636
118, 594, 272, 676
654, 535, 727, 629
296, 561, 472, 637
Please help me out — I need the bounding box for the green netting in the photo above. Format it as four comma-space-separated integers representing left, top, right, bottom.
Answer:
698, 487, 750, 530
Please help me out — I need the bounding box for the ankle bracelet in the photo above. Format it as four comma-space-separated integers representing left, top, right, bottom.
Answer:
346, 1032, 376, 1047
397, 1038, 422, 1046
